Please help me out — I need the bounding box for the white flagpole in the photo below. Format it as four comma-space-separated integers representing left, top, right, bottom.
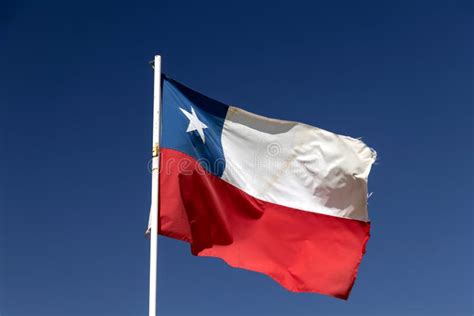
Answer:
149, 55, 162, 316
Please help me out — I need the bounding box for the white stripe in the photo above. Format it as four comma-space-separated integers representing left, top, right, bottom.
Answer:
220, 106, 376, 222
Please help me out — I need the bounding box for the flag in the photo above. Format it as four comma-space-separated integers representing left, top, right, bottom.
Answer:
152, 76, 376, 299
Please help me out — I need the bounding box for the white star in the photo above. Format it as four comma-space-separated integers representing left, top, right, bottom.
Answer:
179, 106, 208, 143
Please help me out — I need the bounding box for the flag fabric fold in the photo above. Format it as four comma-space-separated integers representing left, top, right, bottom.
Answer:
151, 76, 376, 299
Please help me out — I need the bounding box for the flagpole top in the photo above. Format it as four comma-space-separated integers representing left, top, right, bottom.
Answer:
149, 55, 161, 69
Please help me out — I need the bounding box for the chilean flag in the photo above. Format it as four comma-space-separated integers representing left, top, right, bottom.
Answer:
152, 76, 376, 299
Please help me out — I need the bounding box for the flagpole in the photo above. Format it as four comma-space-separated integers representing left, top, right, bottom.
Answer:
149, 55, 162, 316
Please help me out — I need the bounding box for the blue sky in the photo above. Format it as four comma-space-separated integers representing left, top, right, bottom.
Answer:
2, 0, 472, 315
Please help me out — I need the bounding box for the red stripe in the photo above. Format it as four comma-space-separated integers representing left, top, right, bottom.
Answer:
158, 148, 370, 299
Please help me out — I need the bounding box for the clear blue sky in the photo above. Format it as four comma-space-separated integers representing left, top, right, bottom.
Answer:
2, 0, 472, 315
